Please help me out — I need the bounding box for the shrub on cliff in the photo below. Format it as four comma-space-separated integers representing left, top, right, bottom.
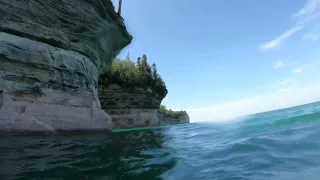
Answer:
99, 54, 168, 97
159, 105, 186, 119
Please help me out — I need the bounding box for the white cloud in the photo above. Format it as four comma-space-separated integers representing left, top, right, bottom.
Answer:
259, 0, 320, 51
259, 26, 303, 51
303, 32, 319, 40
186, 83, 320, 123
278, 86, 295, 92
293, 0, 320, 29
278, 79, 298, 85
303, 24, 320, 41
293, 0, 320, 22
293, 67, 304, 73
273, 60, 286, 69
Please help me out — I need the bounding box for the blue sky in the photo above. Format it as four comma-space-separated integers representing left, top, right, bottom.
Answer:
115, 0, 320, 122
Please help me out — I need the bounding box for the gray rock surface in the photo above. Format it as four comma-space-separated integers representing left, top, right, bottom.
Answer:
0, 0, 132, 73
0, 0, 132, 133
158, 112, 190, 126
107, 109, 160, 129
99, 85, 189, 129
99, 86, 163, 109
99, 86, 162, 128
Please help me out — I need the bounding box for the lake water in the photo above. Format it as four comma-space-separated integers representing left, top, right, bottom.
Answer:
1, 102, 320, 180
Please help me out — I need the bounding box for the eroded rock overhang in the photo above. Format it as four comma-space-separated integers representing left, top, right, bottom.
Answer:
0, 0, 132, 133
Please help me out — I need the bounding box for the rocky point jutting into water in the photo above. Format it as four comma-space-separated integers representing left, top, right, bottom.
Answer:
0, 0, 132, 133
98, 56, 190, 129
99, 85, 189, 129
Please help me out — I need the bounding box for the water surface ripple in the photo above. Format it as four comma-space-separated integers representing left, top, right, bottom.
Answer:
1, 102, 320, 180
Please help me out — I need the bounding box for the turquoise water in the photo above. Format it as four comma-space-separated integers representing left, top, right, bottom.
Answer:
1, 102, 320, 180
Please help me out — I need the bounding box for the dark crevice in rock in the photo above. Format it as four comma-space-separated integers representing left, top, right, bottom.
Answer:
145, 119, 150, 126
1, 28, 131, 74
0, 54, 51, 71
1, 28, 64, 48
1, 56, 86, 92
31, 83, 44, 95
4, 75, 41, 84
0, 90, 3, 109
48, 79, 82, 92
0, 28, 93, 61
12, 89, 44, 97
20, 105, 26, 114
128, 118, 133, 125
49, 52, 56, 67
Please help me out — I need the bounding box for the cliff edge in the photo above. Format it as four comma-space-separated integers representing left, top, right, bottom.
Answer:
99, 84, 163, 129
99, 55, 190, 129
0, 0, 132, 133
99, 85, 190, 129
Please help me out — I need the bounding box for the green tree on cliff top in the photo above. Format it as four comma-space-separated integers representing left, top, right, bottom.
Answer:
159, 105, 186, 118
99, 54, 167, 97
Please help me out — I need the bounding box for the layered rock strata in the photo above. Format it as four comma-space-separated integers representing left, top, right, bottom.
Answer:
0, 0, 132, 133
99, 85, 163, 128
158, 112, 190, 126
99, 85, 190, 129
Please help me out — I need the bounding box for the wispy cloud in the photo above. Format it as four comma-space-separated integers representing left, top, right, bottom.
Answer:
279, 79, 298, 85
259, 0, 320, 51
278, 87, 295, 92
293, 0, 320, 23
303, 32, 319, 40
293, 0, 320, 29
273, 60, 286, 69
259, 26, 303, 51
293, 67, 304, 73
303, 24, 320, 41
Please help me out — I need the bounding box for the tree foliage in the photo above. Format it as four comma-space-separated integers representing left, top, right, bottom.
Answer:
99, 54, 168, 97
159, 105, 186, 119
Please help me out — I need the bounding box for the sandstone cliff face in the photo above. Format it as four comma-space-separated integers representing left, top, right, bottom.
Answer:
158, 112, 190, 126
99, 85, 190, 129
99, 85, 163, 109
0, 0, 132, 133
99, 85, 163, 129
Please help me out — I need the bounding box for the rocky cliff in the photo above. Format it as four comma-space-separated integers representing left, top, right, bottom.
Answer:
158, 112, 190, 126
99, 84, 190, 129
0, 0, 132, 133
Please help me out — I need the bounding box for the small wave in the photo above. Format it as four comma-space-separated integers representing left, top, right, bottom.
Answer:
2, 103, 320, 180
